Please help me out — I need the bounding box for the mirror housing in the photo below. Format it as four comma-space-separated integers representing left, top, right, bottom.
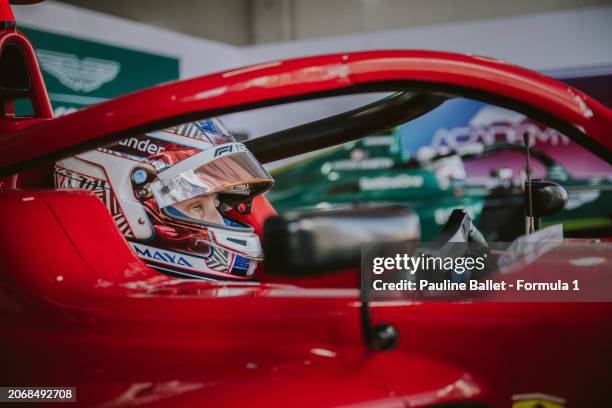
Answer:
525, 179, 568, 231
263, 205, 420, 276
525, 179, 568, 218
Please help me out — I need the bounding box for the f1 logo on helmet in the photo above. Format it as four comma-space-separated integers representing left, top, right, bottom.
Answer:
213, 143, 247, 158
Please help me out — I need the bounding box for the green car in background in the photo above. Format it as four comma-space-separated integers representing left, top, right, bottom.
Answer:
267, 127, 612, 241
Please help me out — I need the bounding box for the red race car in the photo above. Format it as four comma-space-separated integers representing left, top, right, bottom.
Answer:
1, 1, 611, 407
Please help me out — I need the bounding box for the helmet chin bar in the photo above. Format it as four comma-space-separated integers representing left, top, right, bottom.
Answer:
131, 202, 261, 279
142, 201, 261, 259
143, 201, 207, 245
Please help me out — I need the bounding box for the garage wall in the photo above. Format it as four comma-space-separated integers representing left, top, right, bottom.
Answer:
12, 2, 612, 139
253, 0, 612, 44
15, 2, 612, 78
232, 6, 612, 139
246, 6, 612, 72
57, 0, 254, 46
12, 1, 241, 78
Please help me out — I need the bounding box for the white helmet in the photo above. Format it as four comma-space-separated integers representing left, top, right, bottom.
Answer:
54, 118, 274, 280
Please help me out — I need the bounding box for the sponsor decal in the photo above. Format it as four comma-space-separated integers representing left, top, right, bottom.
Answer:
230, 254, 254, 277
213, 143, 248, 158
421, 105, 569, 159
114, 136, 167, 156
133, 244, 194, 267
511, 393, 565, 408
37, 49, 121, 93
322, 158, 394, 172
129, 243, 253, 280
359, 174, 424, 191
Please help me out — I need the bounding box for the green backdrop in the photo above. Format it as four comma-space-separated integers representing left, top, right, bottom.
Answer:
20, 25, 180, 116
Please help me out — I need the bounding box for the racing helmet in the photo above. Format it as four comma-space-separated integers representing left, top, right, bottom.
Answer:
54, 118, 274, 280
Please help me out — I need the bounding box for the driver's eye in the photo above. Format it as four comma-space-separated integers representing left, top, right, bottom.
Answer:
189, 205, 203, 215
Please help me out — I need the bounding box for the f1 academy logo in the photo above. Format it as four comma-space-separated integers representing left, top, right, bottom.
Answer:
426, 105, 570, 157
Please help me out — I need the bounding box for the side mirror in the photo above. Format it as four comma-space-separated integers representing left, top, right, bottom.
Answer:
263, 205, 420, 276
525, 179, 568, 230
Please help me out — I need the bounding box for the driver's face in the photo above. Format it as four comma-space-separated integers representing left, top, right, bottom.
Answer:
173, 194, 223, 225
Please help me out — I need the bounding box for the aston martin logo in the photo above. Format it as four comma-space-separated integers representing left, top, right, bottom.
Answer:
36, 49, 121, 92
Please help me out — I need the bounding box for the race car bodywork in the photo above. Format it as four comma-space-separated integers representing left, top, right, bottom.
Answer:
267, 128, 612, 241
1, 1, 612, 406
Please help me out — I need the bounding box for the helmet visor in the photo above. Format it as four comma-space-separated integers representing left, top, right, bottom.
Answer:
150, 144, 273, 208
